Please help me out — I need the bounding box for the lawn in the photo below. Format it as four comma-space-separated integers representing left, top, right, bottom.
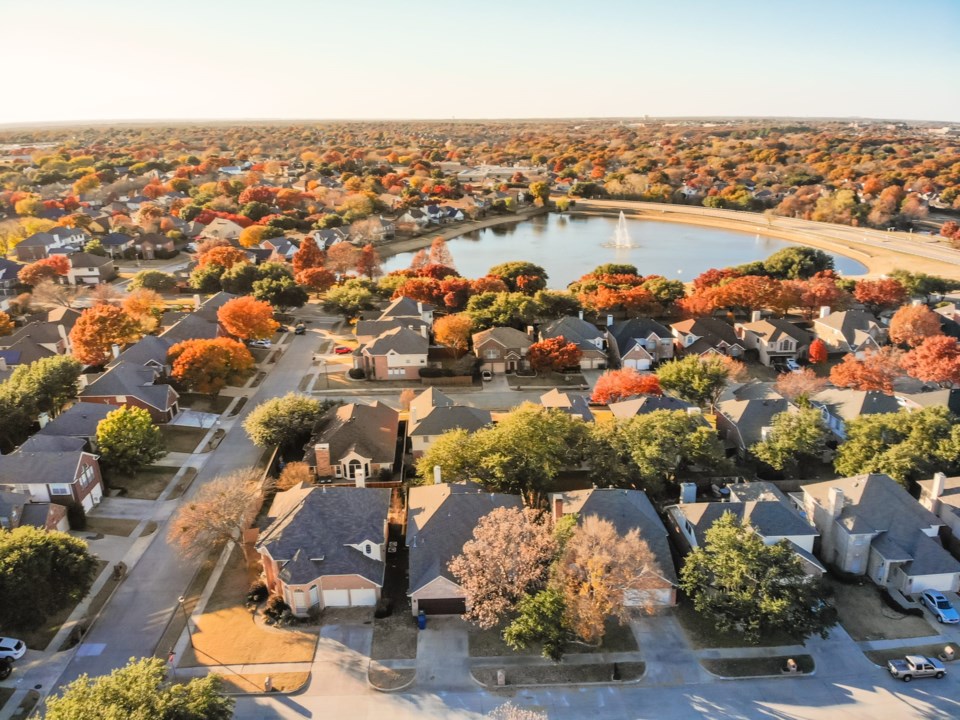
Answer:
672, 592, 797, 649
469, 617, 637, 658
863, 641, 959, 667
215, 671, 309, 694
824, 579, 935, 642
177, 393, 233, 414
166, 468, 198, 500
182, 546, 318, 667
160, 425, 207, 453
473, 661, 644, 687
84, 517, 140, 537
370, 612, 418, 661
107, 465, 180, 499
701, 654, 815, 678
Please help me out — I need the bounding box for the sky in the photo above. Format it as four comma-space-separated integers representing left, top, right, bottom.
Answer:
2, 0, 959, 125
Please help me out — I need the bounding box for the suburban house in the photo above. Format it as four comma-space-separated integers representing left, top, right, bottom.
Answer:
37, 401, 114, 450
65, 252, 117, 285
609, 318, 675, 370
539, 315, 608, 370
108, 335, 175, 374
200, 217, 244, 241
667, 482, 825, 576
671, 317, 745, 358
608, 395, 698, 419
550, 488, 678, 608
398, 208, 430, 230
362, 216, 395, 240
896, 388, 960, 416
715, 395, 792, 457
408, 403, 491, 458
0, 489, 68, 532
802, 474, 960, 594
407, 482, 522, 616
159, 313, 221, 344
80, 362, 180, 423
539, 389, 594, 422
15, 228, 87, 261
809, 388, 901, 440
356, 317, 429, 346
307, 402, 399, 483
133, 233, 176, 260
99, 233, 135, 258
811, 309, 885, 356
0, 444, 104, 512
735, 316, 811, 367
357, 326, 429, 380
379, 296, 434, 323
1, 320, 72, 357
257, 484, 391, 615
472, 326, 532, 374
0, 258, 25, 308
918, 473, 960, 541
313, 228, 350, 250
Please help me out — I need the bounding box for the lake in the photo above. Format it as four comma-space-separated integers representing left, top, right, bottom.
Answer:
381, 213, 868, 288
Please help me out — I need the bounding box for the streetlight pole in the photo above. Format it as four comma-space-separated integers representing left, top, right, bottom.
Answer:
178, 595, 194, 649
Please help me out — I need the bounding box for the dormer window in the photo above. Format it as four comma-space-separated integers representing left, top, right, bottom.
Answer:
365, 543, 372, 555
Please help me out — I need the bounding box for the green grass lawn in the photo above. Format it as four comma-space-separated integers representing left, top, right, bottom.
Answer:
469, 617, 637, 658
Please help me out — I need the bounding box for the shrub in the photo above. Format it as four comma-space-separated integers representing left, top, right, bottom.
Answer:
247, 580, 268, 604
67, 503, 87, 531
264, 595, 290, 621
881, 589, 924, 617
347, 368, 365, 380
418, 367, 454, 378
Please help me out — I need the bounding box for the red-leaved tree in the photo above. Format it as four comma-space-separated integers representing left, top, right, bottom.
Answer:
808, 338, 828, 364
590, 368, 662, 404
217, 296, 278, 339
853, 278, 907, 314
902, 335, 960, 388
528, 336, 583, 373
829, 347, 902, 394
18, 256, 70, 286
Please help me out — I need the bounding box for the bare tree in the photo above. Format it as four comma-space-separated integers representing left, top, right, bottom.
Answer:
90, 283, 126, 306
274, 461, 313, 491
775, 368, 827, 404
167, 471, 262, 561
30, 279, 91, 309
448, 507, 556, 629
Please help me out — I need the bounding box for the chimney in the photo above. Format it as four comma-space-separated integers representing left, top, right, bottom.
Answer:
819, 306, 831, 319
750, 310, 762, 323
553, 496, 563, 520
433, 465, 442, 485
932, 472, 947, 500
526, 325, 535, 340
410, 407, 417, 425
417, 301, 423, 313
419, 324, 428, 339
827, 487, 844, 519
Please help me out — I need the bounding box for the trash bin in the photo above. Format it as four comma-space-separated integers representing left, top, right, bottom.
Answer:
417, 610, 426, 630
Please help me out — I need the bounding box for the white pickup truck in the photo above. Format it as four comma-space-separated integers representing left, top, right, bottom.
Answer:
887, 655, 946, 682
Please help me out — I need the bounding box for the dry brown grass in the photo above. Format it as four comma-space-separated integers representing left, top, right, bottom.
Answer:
826, 579, 936, 642
160, 425, 207, 453
215, 671, 309, 694
84, 517, 140, 537
864, 642, 959, 666
182, 547, 318, 667
473, 661, 644, 687
108, 466, 180, 500
368, 665, 415, 691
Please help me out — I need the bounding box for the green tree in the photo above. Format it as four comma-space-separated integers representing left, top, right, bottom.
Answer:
42, 657, 234, 720
128, 270, 177, 292
252, 275, 308, 310
762, 247, 834, 280
96, 406, 167, 475
243, 394, 331, 449
465, 291, 541, 330
322, 279, 375, 318
656, 355, 732, 408
218, 262, 259, 294
680, 513, 835, 645
83, 238, 107, 256
834, 406, 960, 485
528, 181, 550, 204
503, 587, 569, 661
0, 527, 97, 630
5, 355, 82, 418
751, 408, 831, 477
188, 263, 225, 293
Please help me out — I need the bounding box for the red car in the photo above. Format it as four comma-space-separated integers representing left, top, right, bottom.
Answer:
334, 346, 352, 355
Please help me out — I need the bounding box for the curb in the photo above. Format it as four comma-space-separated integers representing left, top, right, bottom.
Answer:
366, 663, 417, 693
469, 667, 646, 690
221, 672, 311, 697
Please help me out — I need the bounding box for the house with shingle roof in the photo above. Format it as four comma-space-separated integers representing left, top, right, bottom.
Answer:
15, 228, 86, 261
539, 389, 594, 422
802, 474, 960, 593
472, 326, 532, 374
107, 335, 175, 374
1, 319, 72, 358
735, 316, 811, 367
306, 402, 399, 483
80, 362, 180, 422
0, 258, 25, 309
357, 326, 429, 380
0, 489, 67, 532
159, 313, 221, 344
379, 296, 434, 323
551, 488, 678, 607
355, 318, 429, 345
0, 445, 104, 512
671, 317, 745, 358
919, 472, 960, 540
408, 404, 491, 458
609, 318, 674, 370
37, 402, 114, 450
608, 394, 698, 419
256, 484, 391, 616
715, 395, 793, 457
407, 482, 522, 616
99, 233, 135, 258
539, 315, 608, 369
808, 387, 901, 439
65, 252, 116, 285
811, 309, 884, 356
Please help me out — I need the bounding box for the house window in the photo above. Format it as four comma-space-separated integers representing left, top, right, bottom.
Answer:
388, 367, 406, 377
484, 349, 499, 360
49, 484, 72, 496
293, 589, 306, 613
78, 465, 95, 488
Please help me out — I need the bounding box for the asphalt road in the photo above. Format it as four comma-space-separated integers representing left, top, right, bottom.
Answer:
55, 330, 320, 687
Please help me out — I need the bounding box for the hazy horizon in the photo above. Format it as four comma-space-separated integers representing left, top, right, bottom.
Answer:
3, 0, 959, 125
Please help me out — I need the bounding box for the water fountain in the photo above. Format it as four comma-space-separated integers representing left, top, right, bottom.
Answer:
612, 211, 634, 248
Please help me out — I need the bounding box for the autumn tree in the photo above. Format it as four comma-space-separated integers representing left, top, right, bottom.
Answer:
0, 310, 12, 337
122, 288, 165, 332
217, 296, 278, 339
433, 314, 473, 357
528, 181, 550, 204
775, 368, 827, 405
96, 406, 166, 475
448, 507, 556, 629
322, 279, 376, 318
167, 471, 261, 560
18, 255, 70, 286
196, 245, 249, 270
238, 224, 282, 248
829, 347, 902, 394
528, 336, 582, 372
291, 236, 325, 275
356, 243, 382, 280
69, 304, 142, 365
751, 408, 831, 476
888, 304, 943, 348
296, 267, 337, 295
590, 368, 662, 404
680, 513, 834, 645
834, 406, 960, 485
325, 242, 361, 278
243, 393, 330, 449
429, 237, 455, 269
808, 338, 828, 364
853, 278, 907, 314
168, 338, 255, 395
902, 335, 960, 388
655, 355, 732, 408
274, 461, 313, 491
487, 261, 548, 293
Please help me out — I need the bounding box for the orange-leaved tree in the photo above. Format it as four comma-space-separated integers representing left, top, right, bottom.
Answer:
18, 256, 70, 287
0, 310, 13, 337
853, 278, 907, 314
829, 347, 902, 394
888, 304, 943, 348
902, 335, 960, 388
217, 296, 278, 339
69, 305, 142, 365
433, 313, 473, 356
196, 245, 249, 270
295, 267, 337, 295
291, 236, 325, 275
121, 288, 165, 333
590, 368, 662, 404
528, 336, 583, 373
356, 244, 382, 280
168, 338, 255, 395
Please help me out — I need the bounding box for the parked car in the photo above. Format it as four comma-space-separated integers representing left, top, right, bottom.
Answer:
919, 590, 959, 624
887, 655, 945, 681
785, 358, 802, 372
248, 339, 272, 349
275, 325, 289, 333
481, 370, 493, 381
333, 346, 352, 355
294, 323, 306, 335
0, 638, 26, 661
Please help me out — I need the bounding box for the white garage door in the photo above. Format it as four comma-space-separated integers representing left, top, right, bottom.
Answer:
624, 358, 651, 370
322, 589, 349, 607
350, 589, 377, 606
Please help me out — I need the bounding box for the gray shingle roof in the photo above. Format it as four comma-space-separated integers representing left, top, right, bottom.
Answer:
813, 310, 881, 346
108, 335, 174, 369
810, 388, 901, 422
472, 326, 533, 350
676, 500, 817, 546
80, 362, 178, 411
160, 314, 220, 344
257, 486, 391, 586
737, 318, 811, 344
671, 317, 741, 348
364, 326, 428, 356
19, 435, 87, 453
37, 402, 113, 438
610, 318, 672, 356
540, 316, 605, 352
608, 395, 694, 418
539, 389, 594, 421
408, 405, 491, 437
380, 296, 433, 318
716, 396, 791, 448
406, 483, 522, 594
356, 318, 428, 344
310, 402, 398, 466
0, 452, 83, 485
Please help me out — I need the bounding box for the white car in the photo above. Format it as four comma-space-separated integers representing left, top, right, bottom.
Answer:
919, 590, 959, 624
0, 638, 26, 661
248, 339, 272, 349
785, 358, 802, 372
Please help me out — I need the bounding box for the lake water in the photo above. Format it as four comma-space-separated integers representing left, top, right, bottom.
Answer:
381, 213, 868, 288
